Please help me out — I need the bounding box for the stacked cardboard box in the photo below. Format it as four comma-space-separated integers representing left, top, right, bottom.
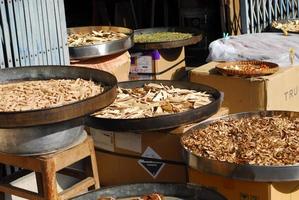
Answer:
130, 47, 186, 80
89, 107, 229, 186
71, 51, 131, 82
189, 62, 299, 113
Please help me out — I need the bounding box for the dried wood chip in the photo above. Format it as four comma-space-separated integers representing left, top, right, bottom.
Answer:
0, 79, 103, 112
94, 83, 214, 119
68, 30, 127, 47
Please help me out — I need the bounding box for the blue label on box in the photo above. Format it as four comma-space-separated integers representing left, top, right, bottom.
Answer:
151, 50, 160, 60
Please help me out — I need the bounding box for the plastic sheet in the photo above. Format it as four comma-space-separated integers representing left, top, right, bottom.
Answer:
207, 33, 299, 67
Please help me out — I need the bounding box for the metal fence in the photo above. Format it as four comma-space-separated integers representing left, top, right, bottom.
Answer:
240, 0, 299, 33
0, 0, 69, 69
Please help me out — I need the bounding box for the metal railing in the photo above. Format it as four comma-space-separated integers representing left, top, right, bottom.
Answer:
240, 0, 299, 33
0, 0, 69, 69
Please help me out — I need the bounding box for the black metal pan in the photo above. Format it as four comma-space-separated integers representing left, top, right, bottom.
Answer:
87, 80, 222, 132
0, 66, 117, 128
133, 27, 203, 50
71, 183, 227, 200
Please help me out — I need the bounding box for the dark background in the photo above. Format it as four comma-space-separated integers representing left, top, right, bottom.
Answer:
64, 0, 223, 66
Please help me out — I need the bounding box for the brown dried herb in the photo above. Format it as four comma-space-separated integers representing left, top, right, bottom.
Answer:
182, 116, 299, 166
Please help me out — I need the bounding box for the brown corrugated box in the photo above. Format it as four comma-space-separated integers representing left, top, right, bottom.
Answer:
189, 62, 299, 113
189, 168, 299, 200
129, 47, 186, 80
91, 127, 187, 186
71, 51, 130, 82
90, 107, 229, 186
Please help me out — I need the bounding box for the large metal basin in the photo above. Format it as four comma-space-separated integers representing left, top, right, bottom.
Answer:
0, 65, 117, 155
0, 118, 86, 155
182, 111, 299, 182
72, 183, 226, 200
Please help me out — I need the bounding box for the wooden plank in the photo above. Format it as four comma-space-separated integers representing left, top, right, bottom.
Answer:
0, 0, 13, 67
40, 159, 58, 200
36, 0, 47, 64
0, 184, 43, 200
41, 0, 52, 65
59, 177, 95, 200
7, 0, 20, 67
88, 143, 100, 189
57, 0, 69, 65
53, 0, 64, 65
40, 137, 90, 171
0, 153, 42, 172
46, 0, 59, 65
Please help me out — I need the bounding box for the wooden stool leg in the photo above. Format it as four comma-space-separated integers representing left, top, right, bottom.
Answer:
86, 138, 100, 189
41, 159, 58, 200
90, 147, 100, 189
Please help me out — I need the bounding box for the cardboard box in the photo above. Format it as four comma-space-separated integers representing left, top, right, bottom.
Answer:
89, 107, 229, 186
91, 128, 187, 186
189, 62, 299, 113
71, 51, 130, 82
96, 151, 187, 186
189, 168, 299, 200
130, 47, 186, 80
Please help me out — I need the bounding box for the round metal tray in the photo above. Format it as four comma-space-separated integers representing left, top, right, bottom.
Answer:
72, 183, 226, 200
68, 26, 134, 59
215, 60, 279, 77
0, 66, 117, 128
133, 27, 203, 50
182, 111, 299, 182
86, 80, 222, 132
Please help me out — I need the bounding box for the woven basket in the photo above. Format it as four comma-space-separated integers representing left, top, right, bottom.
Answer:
215, 61, 279, 77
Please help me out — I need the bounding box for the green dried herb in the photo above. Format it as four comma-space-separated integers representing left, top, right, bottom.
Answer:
134, 32, 192, 43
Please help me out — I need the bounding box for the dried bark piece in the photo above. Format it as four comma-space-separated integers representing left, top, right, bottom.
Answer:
94, 83, 214, 119
182, 116, 299, 166
0, 79, 103, 112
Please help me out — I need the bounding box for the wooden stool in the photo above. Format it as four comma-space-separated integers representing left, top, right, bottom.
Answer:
0, 136, 99, 200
